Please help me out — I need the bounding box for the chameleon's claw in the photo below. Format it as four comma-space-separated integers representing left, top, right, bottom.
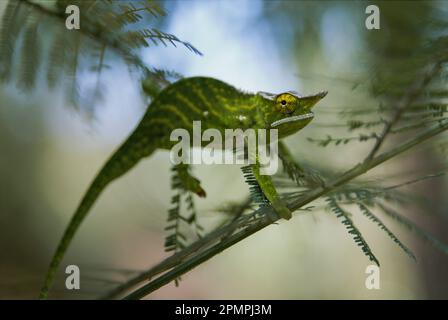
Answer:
265, 207, 281, 222
175, 164, 207, 197
190, 176, 206, 197
196, 186, 207, 198
271, 198, 292, 220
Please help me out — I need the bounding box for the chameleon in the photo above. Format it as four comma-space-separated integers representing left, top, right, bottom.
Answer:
39, 76, 326, 298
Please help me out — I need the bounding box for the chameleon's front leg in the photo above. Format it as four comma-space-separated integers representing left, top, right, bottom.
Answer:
251, 162, 292, 220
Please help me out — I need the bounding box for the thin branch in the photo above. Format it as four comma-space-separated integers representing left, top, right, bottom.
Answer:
102, 212, 255, 299
384, 172, 445, 190
378, 203, 448, 255
123, 215, 269, 300
365, 62, 443, 160
102, 197, 252, 299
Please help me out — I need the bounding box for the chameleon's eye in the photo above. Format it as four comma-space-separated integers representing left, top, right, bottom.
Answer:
275, 93, 297, 114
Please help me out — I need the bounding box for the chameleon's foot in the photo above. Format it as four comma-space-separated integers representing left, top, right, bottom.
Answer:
271, 198, 292, 220
175, 164, 207, 198
265, 207, 281, 222
248, 161, 292, 221
183, 174, 207, 198
183, 173, 206, 197
194, 183, 207, 198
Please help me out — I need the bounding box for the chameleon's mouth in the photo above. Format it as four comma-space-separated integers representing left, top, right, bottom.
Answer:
270, 112, 314, 127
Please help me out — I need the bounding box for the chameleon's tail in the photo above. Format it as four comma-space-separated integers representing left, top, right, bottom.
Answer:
39, 137, 155, 299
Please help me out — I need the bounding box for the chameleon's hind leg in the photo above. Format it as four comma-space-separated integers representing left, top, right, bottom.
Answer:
172, 163, 206, 197
251, 161, 292, 220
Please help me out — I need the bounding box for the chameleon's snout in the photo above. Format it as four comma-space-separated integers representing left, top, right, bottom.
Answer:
315, 91, 328, 99
304, 90, 328, 109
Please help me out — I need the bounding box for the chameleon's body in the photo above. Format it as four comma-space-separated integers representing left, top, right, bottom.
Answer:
40, 77, 326, 298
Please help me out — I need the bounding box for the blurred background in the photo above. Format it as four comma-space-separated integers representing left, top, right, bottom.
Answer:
1, 0, 448, 299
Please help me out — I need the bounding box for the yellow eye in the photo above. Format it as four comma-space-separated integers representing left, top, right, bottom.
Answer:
275, 93, 297, 114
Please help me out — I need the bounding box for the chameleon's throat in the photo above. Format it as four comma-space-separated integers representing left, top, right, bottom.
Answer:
270, 113, 314, 127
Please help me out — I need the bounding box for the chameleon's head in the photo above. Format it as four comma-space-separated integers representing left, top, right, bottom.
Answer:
256, 90, 327, 138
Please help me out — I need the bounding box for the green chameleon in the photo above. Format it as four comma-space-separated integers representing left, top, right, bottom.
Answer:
39, 76, 326, 298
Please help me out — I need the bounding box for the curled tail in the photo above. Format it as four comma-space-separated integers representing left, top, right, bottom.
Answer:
39, 137, 154, 299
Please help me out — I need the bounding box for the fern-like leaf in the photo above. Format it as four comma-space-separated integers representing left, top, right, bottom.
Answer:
165, 165, 204, 249
0, 0, 21, 81
241, 165, 269, 207
10, 0, 199, 113
165, 164, 205, 286
308, 133, 378, 147
326, 196, 380, 266
358, 203, 416, 260
184, 192, 203, 238
47, 27, 69, 89
65, 32, 81, 108
19, 17, 41, 91
122, 28, 202, 56
116, 0, 165, 26
378, 203, 448, 256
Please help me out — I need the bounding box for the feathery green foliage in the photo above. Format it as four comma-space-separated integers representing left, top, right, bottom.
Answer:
165, 164, 204, 286
0, 0, 25, 81
166, 164, 203, 253
326, 196, 380, 266
19, 16, 41, 91
0, 0, 201, 113
307, 133, 378, 147
378, 203, 448, 256
241, 165, 269, 207
357, 203, 416, 261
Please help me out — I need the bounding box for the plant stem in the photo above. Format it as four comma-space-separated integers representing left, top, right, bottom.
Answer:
123, 216, 270, 300
366, 62, 442, 159
102, 213, 254, 299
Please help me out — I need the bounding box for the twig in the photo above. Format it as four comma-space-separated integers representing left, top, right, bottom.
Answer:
123, 216, 270, 300
384, 172, 445, 190
101, 212, 255, 299
365, 62, 443, 160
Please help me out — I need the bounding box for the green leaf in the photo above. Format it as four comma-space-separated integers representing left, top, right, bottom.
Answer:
378, 203, 448, 256
358, 203, 416, 261
326, 197, 380, 266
